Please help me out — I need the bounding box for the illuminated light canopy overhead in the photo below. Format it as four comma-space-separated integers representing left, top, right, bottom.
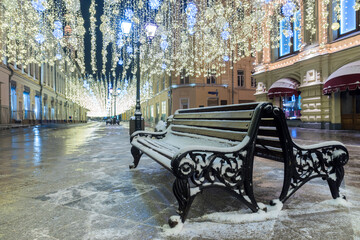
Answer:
31, 0, 46, 12
160, 40, 168, 51
282, 1, 296, 18
125, 9, 134, 20
126, 45, 133, 54
53, 29, 63, 39
54, 20, 62, 29
35, 33, 45, 44
149, 0, 161, 10
221, 30, 230, 40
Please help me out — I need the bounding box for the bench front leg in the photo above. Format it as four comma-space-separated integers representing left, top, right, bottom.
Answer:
169, 178, 195, 228
170, 149, 260, 227
281, 144, 349, 202
129, 146, 143, 169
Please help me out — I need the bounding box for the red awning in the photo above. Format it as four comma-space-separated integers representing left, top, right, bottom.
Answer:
267, 78, 300, 99
323, 60, 360, 95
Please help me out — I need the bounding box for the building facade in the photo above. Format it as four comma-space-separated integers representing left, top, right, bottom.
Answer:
253, 0, 360, 130
0, 58, 88, 124
122, 57, 256, 126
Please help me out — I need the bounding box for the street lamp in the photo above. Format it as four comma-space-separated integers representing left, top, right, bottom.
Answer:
109, 88, 121, 120
122, 20, 157, 132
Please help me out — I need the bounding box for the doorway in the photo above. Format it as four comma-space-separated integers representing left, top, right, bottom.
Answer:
341, 90, 360, 130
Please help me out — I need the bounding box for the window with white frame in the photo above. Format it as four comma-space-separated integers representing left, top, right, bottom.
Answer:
279, 10, 301, 57
237, 70, 245, 87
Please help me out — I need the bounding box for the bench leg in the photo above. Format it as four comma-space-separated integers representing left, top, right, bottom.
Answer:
129, 146, 143, 169
327, 165, 345, 199
280, 146, 348, 202
169, 178, 195, 228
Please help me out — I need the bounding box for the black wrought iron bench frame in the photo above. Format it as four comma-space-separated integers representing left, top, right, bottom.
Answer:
129, 102, 349, 227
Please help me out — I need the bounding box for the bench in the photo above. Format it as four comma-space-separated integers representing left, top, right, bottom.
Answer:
130, 102, 349, 227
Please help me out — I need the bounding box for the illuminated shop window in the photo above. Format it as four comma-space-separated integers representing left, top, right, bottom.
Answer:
11, 87, 17, 119
341, 0, 357, 34
279, 10, 301, 57
333, 0, 360, 37
282, 95, 302, 119
23, 92, 30, 119
35, 96, 41, 120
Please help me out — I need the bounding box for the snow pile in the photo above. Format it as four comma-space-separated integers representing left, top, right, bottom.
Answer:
200, 200, 283, 224
161, 216, 184, 235
319, 197, 352, 208
161, 200, 283, 237
155, 120, 167, 132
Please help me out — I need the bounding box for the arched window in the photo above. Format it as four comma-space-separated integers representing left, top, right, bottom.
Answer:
279, 10, 301, 57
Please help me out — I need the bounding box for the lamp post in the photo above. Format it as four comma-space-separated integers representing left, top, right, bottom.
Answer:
121, 20, 157, 131
109, 88, 121, 120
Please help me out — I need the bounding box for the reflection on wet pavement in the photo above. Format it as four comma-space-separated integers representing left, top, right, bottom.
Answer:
0, 123, 359, 239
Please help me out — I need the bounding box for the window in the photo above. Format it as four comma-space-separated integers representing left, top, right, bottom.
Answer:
237, 70, 245, 87
161, 101, 166, 120
279, 10, 301, 57
180, 69, 189, 84
156, 79, 159, 93
180, 98, 189, 109
251, 76, 256, 88
23, 92, 30, 119
207, 98, 219, 106
207, 69, 216, 84
156, 103, 160, 122
338, 0, 359, 36
150, 105, 154, 121
220, 100, 227, 105
11, 87, 17, 119
162, 75, 166, 90
35, 96, 40, 120
282, 95, 302, 119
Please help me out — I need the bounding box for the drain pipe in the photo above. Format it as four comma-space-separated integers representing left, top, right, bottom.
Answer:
7, 64, 14, 124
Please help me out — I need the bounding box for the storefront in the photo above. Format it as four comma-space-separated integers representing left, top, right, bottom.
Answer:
323, 60, 360, 130
267, 78, 301, 120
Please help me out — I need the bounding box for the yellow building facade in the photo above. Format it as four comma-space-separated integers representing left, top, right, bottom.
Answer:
125, 57, 256, 126
254, 0, 360, 130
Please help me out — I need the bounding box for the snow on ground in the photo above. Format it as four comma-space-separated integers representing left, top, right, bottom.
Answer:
158, 197, 359, 239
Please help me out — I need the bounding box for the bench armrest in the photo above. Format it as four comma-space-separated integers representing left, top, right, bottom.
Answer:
292, 140, 349, 166
130, 129, 167, 142
171, 136, 250, 179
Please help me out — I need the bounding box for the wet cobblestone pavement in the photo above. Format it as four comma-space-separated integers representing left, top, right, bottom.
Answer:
0, 122, 359, 239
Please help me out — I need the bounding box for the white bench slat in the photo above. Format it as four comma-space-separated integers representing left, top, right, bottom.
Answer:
132, 140, 172, 170
138, 138, 179, 155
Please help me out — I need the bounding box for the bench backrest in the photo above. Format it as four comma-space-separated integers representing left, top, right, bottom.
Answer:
170, 102, 261, 142
171, 102, 286, 162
